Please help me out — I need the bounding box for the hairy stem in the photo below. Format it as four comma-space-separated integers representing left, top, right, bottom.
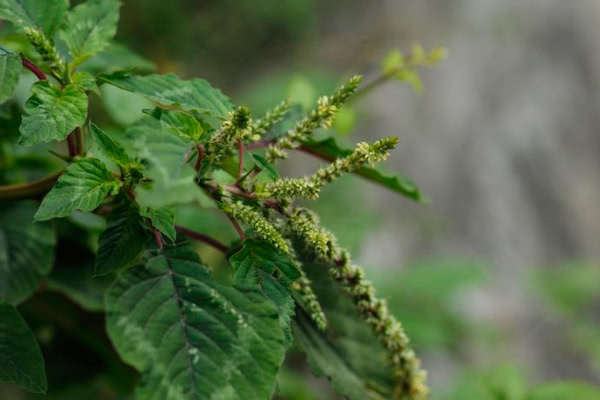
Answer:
21, 55, 47, 80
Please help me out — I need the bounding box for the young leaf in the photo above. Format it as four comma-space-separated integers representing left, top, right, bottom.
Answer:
0, 305, 47, 393
0, 0, 69, 36
98, 72, 234, 119
95, 202, 146, 276
139, 205, 176, 242
0, 52, 22, 103
0, 201, 56, 305
105, 242, 287, 400
19, 81, 88, 146
302, 137, 423, 202
60, 0, 121, 63
250, 153, 279, 180
72, 71, 100, 94
90, 122, 131, 165
145, 108, 206, 141
35, 158, 121, 221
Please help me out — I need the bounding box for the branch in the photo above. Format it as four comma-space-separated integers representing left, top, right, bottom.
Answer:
0, 170, 63, 200
175, 226, 228, 253
21, 55, 47, 81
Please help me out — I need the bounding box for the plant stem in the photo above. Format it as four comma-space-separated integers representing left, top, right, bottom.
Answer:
0, 170, 63, 200
226, 214, 246, 241
21, 55, 47, 80
237, 138, 243, 180
175, 226, 228, 253
152, 227, 164, 249
195, 144, 204, 172
244, 139, 274, 151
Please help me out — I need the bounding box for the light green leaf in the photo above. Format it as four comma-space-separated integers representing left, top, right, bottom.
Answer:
60, 0, 121, 62
230, 239, 299, 347
139, 205, 176, 242
80, 42, 155, 74
72, 71, 100, 94
35, 158, 121, 221
100, 83, 154, 126
18, 81, 88, 146
0, 201, 55, 304
528, 381, 600, 400
90, 122, 131, 165
302, 137, 424, 202
145, 108, 206, 141
250, 153, 279, 181
99, 72, 234, 119
0, 52, 22, 103
105, 242, 287, 400
293, 260, 396, 400
95, 201, 146, 277
0, 0, 69, 36
0, 305, 47, 393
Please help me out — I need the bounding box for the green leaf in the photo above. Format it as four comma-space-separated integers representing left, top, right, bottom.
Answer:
105, 242, 287, 400
35, 158, 121, 221
95, 202, 146, 276
0, 0, 69, 36
302, 137, 423, 202
0, 52, 22, 103
98, 72, 234, 119
18, 81, 88, 146
79, 42, 155, 74
230, 239, 300, 346
72, 71, 100, 94
90, 122, 131, 165
139, 205, 176, 242
293, 261, 396, 400
145, 108, 206, 141
528, 381, 600, 400
0, 304, 47, 393
0, 201, 56, 304
60, 0, 121, 63
250, 153, 279, 181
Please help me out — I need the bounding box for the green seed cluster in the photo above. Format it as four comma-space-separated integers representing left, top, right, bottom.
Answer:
286, 207, 428, 400
227, 201, 289, 254
263, 136, 399, 200
267, 76, 362, 162
249, 100, 290, 140
205, 106, 251, 162
24, 27, 66, 76
291, 272, 327, 331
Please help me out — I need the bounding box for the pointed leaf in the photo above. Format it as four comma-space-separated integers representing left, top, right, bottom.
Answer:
145, 108, 206, 141
0, 201, 56, 304
0, 0, 69, 36
0, 305, 47, 393
72, 71, 100, 94
250, 153, 279, 181
302, 137, 423, 202
98, 72, 234, 119
105, 242, 287, 400
139, 205, 176, 242
90, 122, 131, 165
60, 0, 121, 62
35, 158, 121, 221
0, 52, 22, 103
95, 202, 146, 276
19, 81, 88, 146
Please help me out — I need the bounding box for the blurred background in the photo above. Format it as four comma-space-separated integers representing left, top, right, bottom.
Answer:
3, 0, 600, 399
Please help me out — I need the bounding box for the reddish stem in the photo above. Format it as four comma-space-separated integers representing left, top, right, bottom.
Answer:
21, 56, 47, 81
226, 214, 246, 241
153, 228, 164, 250
237, 138, 243, 180
195, 144, 205, 172
66, 134, 77, 157
244, 139, 275, 151
175, 226, 228, 253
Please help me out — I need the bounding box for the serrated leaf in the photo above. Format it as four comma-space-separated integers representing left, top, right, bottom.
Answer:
60, 0, 121, 63
35, 158, 121, 221
98, 72, 234, 119
0, 0, 69, 36
302, 137, 423, 202
145, 108, 206, 141
250, 153, 279, 180
528, 381, 600, 400
72, 71, 100, 94
0, 52, 22, 103
95, 202, 146, 276
0, 305, 47, 393
293, 261, 396, 400
139, 205, 176, 242
105, 242, 287, 400
0, 201, 55, 304
18, 81, 88, 146
90, 122, 131, 165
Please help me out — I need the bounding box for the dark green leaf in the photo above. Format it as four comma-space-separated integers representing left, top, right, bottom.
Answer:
0, 0, 69, 36
19, 81, 88, 146
90, 122, 131, 165
139, 205, 176, 242
60, 0, 121, 63
250, 153, 279, 180
0, 304, 47, 393
98, 72, 234, 119
302, 137, 423, 202
0, 52, 22, 103
0, 201, 55, 304
80, 42, 155, 74
35, 158, 121, 221
95, 202, 146, 276
105, 242, 287, 400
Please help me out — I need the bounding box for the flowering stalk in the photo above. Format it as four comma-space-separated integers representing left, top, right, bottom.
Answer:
249, 100, 290, 141
204, 106, 251, 163
23, 27, 66, 81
